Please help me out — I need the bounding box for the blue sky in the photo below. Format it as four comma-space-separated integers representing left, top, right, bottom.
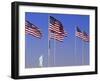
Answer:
25, 12, 90, 68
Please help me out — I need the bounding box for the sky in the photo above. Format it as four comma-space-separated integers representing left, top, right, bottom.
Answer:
25, 12, 90, 68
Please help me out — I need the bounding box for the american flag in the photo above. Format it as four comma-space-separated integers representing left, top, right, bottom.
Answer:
82, 31, 89, 42
25, 20, 42, 38
49, 16, 67, 42
76, 27, 89, 42
76, 27, 84, 40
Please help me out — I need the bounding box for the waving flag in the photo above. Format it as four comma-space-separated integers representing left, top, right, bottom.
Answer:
25, 20, 42, 38
49, 16, 67, 42
76, 27, 89, 42
76, 27, 84, 39
82, 31, 89, 42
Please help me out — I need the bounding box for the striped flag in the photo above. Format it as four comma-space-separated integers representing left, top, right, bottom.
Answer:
49, 16, 67, 42
76, 27, 84, 39
82, 31, 89, 42
25, 20, 42, 38
76, 27, 89, 42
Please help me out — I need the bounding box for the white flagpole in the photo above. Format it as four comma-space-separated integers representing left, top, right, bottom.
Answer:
82, 33, 84, 65
54, 34, 56, 66
74, 27, 76, 65
48, 16, 50, 67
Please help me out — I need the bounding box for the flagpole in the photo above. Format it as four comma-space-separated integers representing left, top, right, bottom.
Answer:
74, 27, 76, 65
82, 33, 84, 65
54, 34, 56, 66
48, 16, 50, 67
